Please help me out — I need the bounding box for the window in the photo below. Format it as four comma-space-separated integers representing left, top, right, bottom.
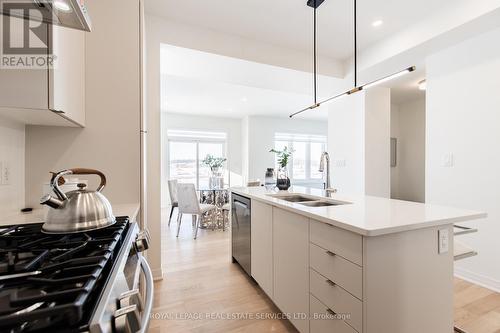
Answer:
274, 133, 327, 185
167, 130, 228, 188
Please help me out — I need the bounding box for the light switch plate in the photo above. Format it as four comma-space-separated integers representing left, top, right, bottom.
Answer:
442, 153, 454, 167
0, 161, 3, 185
333, 159, 346, 168
438, 229, 449, 254
1, 161, 10, 185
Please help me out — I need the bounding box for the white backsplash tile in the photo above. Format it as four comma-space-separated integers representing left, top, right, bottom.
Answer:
0, 116, 25, 215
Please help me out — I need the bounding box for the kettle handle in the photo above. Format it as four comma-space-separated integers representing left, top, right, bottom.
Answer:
69, 168, 107, 192
51, 168, 107, 201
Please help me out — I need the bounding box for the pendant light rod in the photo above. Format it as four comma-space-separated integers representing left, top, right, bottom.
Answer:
354, 0, 357, 87
289, 66, 416, 118
317, 66, 415, 107
289, 0, 416, 118
313, 3, 317, 104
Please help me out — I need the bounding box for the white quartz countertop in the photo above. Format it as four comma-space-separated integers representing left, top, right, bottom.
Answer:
230, 186, 486, 236
0, 203, 140, 227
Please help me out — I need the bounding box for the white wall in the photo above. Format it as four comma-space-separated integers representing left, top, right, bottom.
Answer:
365, 88, 391, 197
25, 0, 141, 208
328, 93, 365, 195
426, 27, 500, 291
390, 98, 426, 203
242, 116, 249, 184
328, 87, 391, 197
162, 112, 243, 207
0, 117, 25, 215
245, 116, 328, 184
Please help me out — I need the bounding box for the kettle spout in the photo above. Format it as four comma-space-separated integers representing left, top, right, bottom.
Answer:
40, 194, 64, 209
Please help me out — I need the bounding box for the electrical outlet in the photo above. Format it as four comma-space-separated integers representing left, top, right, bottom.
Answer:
438, 229, 449, 254
333, 159, 346, 168
1, 161, 11, 185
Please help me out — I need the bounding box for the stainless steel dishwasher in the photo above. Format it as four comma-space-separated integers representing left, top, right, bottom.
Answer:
231, 193, 251, 276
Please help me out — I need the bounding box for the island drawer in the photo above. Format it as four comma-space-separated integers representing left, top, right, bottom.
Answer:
310, 294, 358, 333
310, 220, 363, 266
310, 269, 362, 332
310, 243, 363, 300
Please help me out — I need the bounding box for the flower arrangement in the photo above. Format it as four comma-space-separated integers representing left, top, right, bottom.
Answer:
269, 147, 294, 190
269, 147, 293, 169
202, 154, 227, 172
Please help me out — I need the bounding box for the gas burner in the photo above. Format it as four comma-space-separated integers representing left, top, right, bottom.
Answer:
0, 217, 130, 332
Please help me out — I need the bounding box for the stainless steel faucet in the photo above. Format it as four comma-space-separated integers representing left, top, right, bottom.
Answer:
319, 152, 337, 196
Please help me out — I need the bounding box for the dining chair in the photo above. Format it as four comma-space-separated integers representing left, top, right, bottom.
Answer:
176, 183, 216, 239
167, 179, 178, 226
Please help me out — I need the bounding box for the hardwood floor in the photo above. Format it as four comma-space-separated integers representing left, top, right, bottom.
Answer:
150, 209, 500, 333
454, 279, 500, 332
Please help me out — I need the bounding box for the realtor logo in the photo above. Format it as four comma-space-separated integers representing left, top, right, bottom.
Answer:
1, 1, 57, 69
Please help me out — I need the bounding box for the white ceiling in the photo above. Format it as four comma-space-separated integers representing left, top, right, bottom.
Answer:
161, 45, 339, 119
161, 45, 424, 120
146, 0, 454, 61
163, 75, 330, 120
388, 69, 426, 105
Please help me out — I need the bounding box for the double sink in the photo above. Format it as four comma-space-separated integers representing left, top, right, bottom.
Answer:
267, 193, 350, 207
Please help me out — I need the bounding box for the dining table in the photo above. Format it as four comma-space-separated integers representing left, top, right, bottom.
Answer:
197, 186, 230, 229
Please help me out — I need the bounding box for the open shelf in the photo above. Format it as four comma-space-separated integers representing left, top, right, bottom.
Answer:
454, 241, 478, 261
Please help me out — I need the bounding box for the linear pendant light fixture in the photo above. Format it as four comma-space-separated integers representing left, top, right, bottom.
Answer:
290, 0, 416, 118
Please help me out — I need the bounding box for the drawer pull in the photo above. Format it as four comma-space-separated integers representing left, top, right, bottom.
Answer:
326, 250, 336, 256
326, 308, 336, 316
325, 279, 336, 287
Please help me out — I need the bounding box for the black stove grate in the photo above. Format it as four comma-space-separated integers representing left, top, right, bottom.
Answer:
0, 217, 130, 332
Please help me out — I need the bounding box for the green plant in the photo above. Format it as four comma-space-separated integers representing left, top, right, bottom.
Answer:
202, 154, 227, 171
269, 147, 294, 169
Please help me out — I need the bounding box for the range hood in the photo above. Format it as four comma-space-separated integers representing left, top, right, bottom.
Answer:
0, 0, 91, 31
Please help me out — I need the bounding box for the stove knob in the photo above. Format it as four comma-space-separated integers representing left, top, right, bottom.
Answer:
135, 229, 150, 252
113, 304, 140, 333
119, 289, 143, 312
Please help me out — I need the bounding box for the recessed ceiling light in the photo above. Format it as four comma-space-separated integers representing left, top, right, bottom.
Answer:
53, 0, 72, 12
241, 97, 248, 103
418, 80, 427, 91
372, 20, 383, 27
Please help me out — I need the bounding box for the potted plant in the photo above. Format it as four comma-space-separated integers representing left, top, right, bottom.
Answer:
202, 154, 227, 188
269, 147, 293, 190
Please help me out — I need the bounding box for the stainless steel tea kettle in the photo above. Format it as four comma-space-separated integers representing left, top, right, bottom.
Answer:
40, 168, 116, 234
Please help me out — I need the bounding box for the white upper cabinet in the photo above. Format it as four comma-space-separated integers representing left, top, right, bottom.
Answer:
0, 17, 85, 127
49, 24, 86, 126
0, 17, 48, 110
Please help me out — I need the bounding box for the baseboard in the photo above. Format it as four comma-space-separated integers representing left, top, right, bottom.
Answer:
151, 267, 164, 281
454, 267, 500, 293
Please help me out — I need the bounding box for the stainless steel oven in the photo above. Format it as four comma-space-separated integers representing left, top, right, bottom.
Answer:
231, 193, 251, 276
89, 222, 154, 333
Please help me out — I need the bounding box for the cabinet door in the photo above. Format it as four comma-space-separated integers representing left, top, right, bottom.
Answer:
273, 208, 310, 333
251, 200, 273, 298
49, 24, 85, 126
0, 17, 48, 110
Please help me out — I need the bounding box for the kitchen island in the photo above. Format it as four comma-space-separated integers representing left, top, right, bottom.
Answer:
230, 186, 486, 333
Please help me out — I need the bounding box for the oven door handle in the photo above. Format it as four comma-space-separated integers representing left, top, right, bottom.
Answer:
139, 255, 154, 333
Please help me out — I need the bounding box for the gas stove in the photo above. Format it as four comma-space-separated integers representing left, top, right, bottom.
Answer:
0, 216, 153, 333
